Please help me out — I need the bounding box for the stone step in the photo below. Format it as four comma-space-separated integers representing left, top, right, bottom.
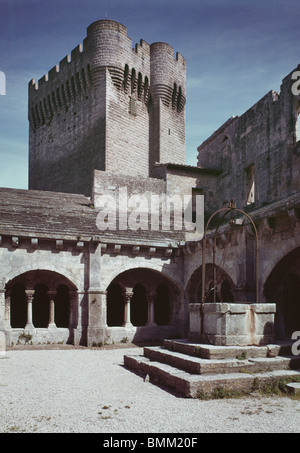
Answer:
163, 339, 293, 360
249, 355, 300, 372
143, 346, 255, 375
145, 347, 300, 375
123, 353, 300, 398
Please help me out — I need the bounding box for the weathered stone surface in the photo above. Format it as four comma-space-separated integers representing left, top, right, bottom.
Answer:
124, 348, 300, 398
143, 346, 255, 375
0, 18, 299, 351
164, 339, 278, 359
188, 303, 276, 346
28, 20, 186, 197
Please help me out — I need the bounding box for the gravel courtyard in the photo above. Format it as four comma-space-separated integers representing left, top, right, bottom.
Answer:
0, 346, 299, 434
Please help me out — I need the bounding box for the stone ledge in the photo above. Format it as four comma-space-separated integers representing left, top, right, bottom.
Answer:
163, 339, 289, 359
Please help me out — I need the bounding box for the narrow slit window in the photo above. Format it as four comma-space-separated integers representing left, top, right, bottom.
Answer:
191, 188, 203, 222
246, 164, 255, 205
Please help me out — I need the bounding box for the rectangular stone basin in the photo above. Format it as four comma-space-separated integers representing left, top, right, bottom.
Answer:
188, 302, 276, 346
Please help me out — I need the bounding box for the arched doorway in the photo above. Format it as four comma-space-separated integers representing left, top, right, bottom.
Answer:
264, 247, 300, 339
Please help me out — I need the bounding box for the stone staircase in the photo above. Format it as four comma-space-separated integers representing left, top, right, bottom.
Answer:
123, 339, 300, 398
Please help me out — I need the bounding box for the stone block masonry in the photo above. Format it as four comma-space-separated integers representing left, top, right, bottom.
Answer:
197, 70, 300, 211
28, 20, 186, 196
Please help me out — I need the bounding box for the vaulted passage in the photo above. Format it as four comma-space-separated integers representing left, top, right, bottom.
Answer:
264, 247, 300, 339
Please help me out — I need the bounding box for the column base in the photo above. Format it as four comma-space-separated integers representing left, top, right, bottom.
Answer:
146, 321, 157, 327
122, 322, 134, 329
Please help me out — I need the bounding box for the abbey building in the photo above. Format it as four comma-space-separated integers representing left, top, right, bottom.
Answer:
0, 20, 299, 347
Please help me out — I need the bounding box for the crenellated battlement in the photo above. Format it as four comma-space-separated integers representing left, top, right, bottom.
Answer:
134, 39, 150, 55
28, 20, 185, 108
29, 19, 186, 195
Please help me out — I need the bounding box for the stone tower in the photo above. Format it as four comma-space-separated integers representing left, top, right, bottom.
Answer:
28, 20, 186, 196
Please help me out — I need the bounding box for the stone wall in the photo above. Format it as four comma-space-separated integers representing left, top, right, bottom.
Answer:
28, 20, 186, 196
197, 68, 300, 211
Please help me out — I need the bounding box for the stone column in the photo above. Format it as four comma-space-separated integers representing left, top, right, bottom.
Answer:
72, 290, 85, 346
123, 288, 133, 328
87, 290, 108, 346
47, 290, 57, 329
5, 291, 10, 329
100, 290, 108, 329
25, 289, 35, 331
87, 240, 107, 346
68, 290, 76, 330
0, 288, 6, 330
146, 291, 157, 327
0, 331, 6, 357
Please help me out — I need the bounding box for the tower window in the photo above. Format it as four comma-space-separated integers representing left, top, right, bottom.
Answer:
191, 187, 203, 222
245, 164, 255, 205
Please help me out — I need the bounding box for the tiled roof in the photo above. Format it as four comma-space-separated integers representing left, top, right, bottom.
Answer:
0, 187, 184, 246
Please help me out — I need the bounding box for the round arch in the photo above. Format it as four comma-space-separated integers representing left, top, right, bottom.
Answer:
105, 267, 182, 328
264, 247, 300, 339
102, 262, 182, 294
6, 269, 77, 330
262, 237, 300, 288
4, 264, 79, 291
185, 263, 235, 304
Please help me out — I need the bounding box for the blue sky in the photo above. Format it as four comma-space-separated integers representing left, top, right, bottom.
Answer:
0, 0, 299, 190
